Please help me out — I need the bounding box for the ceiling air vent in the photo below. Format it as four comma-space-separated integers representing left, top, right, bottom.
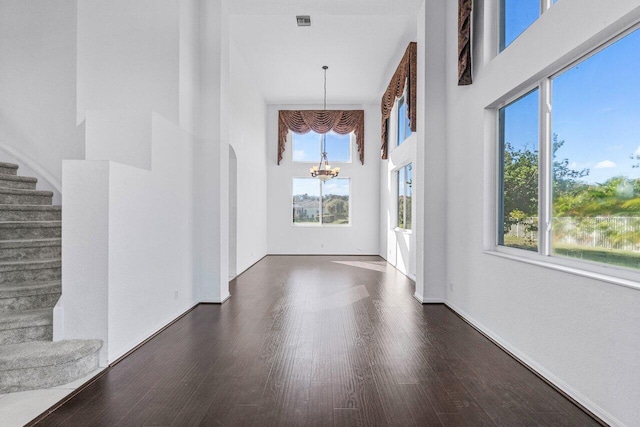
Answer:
296, 15, 311, 27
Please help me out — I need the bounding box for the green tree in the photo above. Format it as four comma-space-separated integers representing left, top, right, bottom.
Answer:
503, 134, 588, 233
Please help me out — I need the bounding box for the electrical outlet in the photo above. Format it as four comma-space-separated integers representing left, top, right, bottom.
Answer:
449, 282, 454, 292
174, 290, 179, 300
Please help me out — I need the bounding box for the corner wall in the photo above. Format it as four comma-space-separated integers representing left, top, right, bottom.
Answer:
442, 1, 640, 425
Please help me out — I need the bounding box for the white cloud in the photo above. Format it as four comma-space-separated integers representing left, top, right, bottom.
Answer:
633, 146, 640, 157
292, 150, 306, 161
594, 160, 616, 169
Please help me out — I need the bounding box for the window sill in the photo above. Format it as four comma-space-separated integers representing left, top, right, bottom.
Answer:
292, 223, 351, 228
394, 228, 412, 234
484, 247, 640, 292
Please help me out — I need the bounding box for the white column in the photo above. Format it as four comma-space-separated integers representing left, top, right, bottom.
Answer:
415, 0, 447, 303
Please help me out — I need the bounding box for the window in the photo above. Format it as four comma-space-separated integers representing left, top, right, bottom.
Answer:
397, 95, 412, 146
497, 26, 640, 272
397, 163, 412, 230
292, 131, 352, 163
293, 178, 350, 225
500, 0, 557, 51
498, 89, 539, 252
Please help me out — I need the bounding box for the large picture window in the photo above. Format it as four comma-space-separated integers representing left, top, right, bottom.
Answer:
397, 163, 412, 230
497, 26, 640, 271
293, 178, 350, 225
292, 131, 352, 163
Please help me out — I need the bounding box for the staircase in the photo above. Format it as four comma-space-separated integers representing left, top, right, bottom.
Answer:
0, 161, 101, 393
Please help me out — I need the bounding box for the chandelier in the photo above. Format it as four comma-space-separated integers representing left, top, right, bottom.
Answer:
310, 65, 340, 182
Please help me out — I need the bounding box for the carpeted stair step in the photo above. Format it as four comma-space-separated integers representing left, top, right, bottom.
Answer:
0, 162, 18, 176
0, 339, 102, 393
0, 205, 62, 221
0, 188, 53, 205
0, 221, 61, 240
0, 239, 61, 262
0, 308, 52, 345
0, 281, 61, 313
0, 260, 61, 285
0, 174, 37, 190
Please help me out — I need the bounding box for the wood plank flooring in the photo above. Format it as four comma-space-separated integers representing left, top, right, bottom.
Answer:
32, 255, 599, 426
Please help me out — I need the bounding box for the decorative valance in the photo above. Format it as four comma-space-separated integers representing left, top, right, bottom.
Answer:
278, 110, 365, 165
458, 0, 473, 85
381, 42, 417, 160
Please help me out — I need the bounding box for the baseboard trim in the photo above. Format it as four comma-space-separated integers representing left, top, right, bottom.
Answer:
444, 301, 612, 427
422, 298, 445, 304
200, 293, 231, 304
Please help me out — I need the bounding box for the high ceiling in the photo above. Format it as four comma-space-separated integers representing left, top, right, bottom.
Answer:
228, 0, 420, 105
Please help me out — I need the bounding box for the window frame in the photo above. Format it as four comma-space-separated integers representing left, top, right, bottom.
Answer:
395, 163, 413, 232
499, 0, 555, 52
397, 95, 412, 147
290, 130, 354, 164
489, 22, 640, 291
291, 177, 352, 227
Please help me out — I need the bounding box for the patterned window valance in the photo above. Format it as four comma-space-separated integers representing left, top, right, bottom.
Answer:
278, 110, 365, 165
381, 42, 417, 160
458, 0, 473, 85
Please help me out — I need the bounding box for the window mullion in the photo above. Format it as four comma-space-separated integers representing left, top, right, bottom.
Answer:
540, 0, 549, 15
539, 78, 553, 256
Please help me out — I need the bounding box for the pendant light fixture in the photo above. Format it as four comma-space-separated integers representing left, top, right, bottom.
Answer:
310, 65, 340, 182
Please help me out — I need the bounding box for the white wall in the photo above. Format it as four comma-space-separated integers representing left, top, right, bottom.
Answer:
267, 104, 380, 255
228, 41, 268, 275
76, 0, 179, 126
0, 0, 84, 183
61, 0, 233, 362
442, 1, 640, 425
62, 115, 197, 364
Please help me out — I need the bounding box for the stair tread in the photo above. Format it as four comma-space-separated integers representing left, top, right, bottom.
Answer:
0, 205, 61, 211
0, 339, 102, 370
0, 162, 19, 170
0, 175, 36, 183
0, 308, 51, 328
0, 238, 61, 249
0, 259, 61, 272
0, 188, 53, 197
0, 221, 61, 228
0, 281, 61, 297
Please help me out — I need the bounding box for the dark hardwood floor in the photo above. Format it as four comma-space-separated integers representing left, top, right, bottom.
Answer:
33, 256, 599, 426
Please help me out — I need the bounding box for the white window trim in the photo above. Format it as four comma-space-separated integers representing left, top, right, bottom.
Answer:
394, 163, 412, 232
289, 130, 354, 164
291, 177, 352, 227
498, 0, 554, 53
487, 21, 640, 290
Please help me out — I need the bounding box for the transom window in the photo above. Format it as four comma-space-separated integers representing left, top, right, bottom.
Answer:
397, 95, 412, 146
292, 178, 350, 225
292, 131, 352, 163
500, 0, 558, 51
397, 163, 412, 230
498, 26, 640, 271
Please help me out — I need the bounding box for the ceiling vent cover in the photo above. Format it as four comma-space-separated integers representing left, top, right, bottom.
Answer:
296, 15, 311, 26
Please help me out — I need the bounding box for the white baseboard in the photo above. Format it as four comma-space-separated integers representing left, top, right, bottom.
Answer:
200, 293, 231, 304
413, 293, 445, 304
444, 301, 621, 427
